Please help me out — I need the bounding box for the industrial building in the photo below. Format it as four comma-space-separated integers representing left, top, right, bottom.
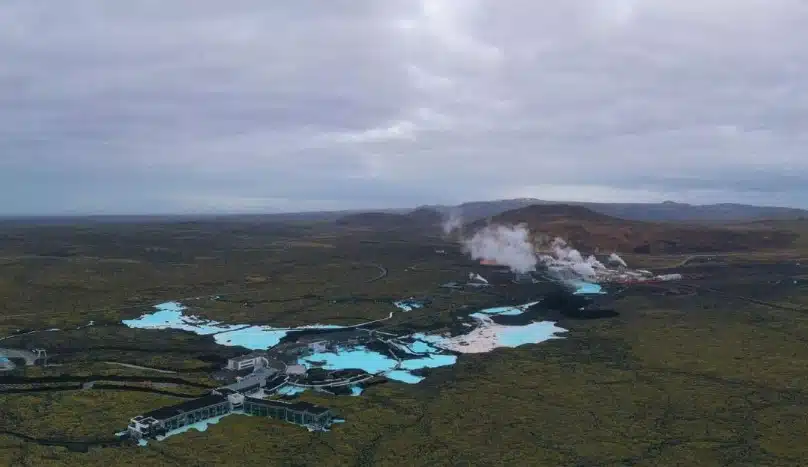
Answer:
285, 364, 306, 376
125, 351, 336, 441
128, 394, 233, 440
126, 386, 335, 440
225, 352, 269, 371
215, 366, 284, 395
243, 397, 334, 430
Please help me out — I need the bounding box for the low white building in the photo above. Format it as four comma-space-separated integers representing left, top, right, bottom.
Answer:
226, 352, 269, 371
285, 364, 306, 376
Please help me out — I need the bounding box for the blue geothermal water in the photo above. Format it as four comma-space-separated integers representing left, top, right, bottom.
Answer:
571, 281, 605, 295
123, 300, 566, 385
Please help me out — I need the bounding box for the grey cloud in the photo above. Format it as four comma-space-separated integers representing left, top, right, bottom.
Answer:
2, 0, 808, 214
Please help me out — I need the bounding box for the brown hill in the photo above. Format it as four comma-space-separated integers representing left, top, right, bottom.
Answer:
471, 204, 798, 254
425, 198, 808, 222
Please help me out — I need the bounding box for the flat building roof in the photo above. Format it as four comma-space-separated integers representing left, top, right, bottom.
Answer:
229, 352, 266, 362
142, 394, 227, 421
244, 397, 331, 416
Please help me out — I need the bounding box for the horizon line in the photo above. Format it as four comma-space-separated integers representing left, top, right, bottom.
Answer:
0, 198, 805, 219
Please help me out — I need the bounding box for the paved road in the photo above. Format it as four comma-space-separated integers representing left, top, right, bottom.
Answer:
365, 263, 388, 283
0, 348, 38, 366
103, 362, 177, 374
669, 254, 720, 268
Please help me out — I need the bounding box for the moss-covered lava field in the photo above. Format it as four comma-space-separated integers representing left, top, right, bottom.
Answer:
2, 219, 808, 466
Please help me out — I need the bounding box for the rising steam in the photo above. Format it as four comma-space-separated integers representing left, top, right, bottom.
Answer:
539, 237, 608, 281
608, 252, 628, 268
461, 222, 649, 285
442, 209, 463, 236
463, 224, 537, 274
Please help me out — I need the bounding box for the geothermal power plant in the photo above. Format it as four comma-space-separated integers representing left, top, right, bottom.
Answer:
464, 223, 682, 294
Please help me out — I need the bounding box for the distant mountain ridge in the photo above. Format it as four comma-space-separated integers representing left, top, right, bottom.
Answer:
472, 204, 798, 254
421, 199, 808, 223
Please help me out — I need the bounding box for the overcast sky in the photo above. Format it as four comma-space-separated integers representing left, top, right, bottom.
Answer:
2, 0, 808, 215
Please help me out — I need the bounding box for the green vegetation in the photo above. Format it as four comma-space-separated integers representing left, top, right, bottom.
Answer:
2, 218, 808, 465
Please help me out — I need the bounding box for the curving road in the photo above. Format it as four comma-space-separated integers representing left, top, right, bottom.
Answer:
103, 361, 177, 374
671, 254, 718, 268
365, 263, 388, 283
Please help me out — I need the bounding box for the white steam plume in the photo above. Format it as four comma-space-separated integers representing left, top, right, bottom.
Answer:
540, 237, 607, 281
463, 224, 537, 273
571, 262, 597, 279
608, 252, 628, 268
539, 237, 668, 286
442, 209, 463, 236
469, 272, 489, 284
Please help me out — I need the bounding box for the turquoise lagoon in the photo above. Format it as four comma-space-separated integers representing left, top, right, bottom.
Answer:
123, 299, 566, 385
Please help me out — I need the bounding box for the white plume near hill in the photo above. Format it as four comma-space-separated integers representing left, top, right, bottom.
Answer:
608, 252, 628, 267
463, 224, 537, 274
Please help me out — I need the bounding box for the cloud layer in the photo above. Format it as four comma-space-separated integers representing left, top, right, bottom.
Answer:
2, 0, 808, 214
